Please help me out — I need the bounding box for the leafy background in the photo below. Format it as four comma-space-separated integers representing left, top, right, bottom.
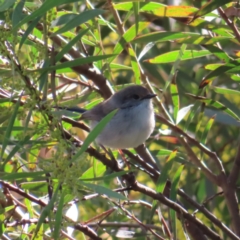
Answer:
0, 0, 240, 239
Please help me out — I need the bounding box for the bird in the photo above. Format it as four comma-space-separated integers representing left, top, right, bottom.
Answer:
60, 85, 156, 149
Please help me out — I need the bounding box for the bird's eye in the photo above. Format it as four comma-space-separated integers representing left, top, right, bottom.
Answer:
132, 94, 140, 99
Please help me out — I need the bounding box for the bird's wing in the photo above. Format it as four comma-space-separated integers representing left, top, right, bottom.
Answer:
81, 100, 117, 121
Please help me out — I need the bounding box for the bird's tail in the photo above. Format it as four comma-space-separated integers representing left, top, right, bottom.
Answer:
53, 106, 86, 113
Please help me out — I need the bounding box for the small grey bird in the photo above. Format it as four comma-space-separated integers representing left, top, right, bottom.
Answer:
61, 85, 156, 149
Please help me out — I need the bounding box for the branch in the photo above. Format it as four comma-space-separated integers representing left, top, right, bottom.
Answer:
229, 143, 240, 186
131, 182, 222, 240
155, 114, 225, 175
178, 189, 239, 240
179, 137, 218, 185
218, 7, 240, 43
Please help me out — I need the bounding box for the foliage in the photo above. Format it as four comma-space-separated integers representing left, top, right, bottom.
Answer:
0, 0, 240, 239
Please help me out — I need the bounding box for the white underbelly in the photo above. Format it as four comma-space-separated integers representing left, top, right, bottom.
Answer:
90, 101, 155, 149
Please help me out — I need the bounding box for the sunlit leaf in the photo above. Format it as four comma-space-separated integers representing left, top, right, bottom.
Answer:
146, 50, 211, 63
194, 0, 233, 18
176, 105, 194, 124
213, 87, 240, 96
156, 150, 177, 193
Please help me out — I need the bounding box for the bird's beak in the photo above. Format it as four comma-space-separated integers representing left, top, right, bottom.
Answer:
142, 93, 157, 100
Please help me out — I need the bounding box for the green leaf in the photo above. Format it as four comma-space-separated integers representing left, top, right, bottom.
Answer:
12, 0, 25, 28
21, 181, 47, 191
114, 2, 197, 18
33, 184, 60, 240
201, 62, 239, 86
81, 182, 127, 200
71, 109, 117, 162
109, 22, 149, 63
33, 54, 116, 73
133, 2, 139, 35
156, 149, 173, 156
53, 193, 64, 240
3, 135, 32, 166
202, 45, 232, 63
146, 50, 211, 63
129, 48, 141, 84
201, 116, 215, 144
170, 79, 179, 122
110, 63, 132, 70
1, 100, 20, 159
170, 165, 184, 239
204, 63, 223, 70
163, 44, 187, 93
55, 28, 89, 62
51, 13, 78, 27
156, 150, 177, 193
0, 0, 15, 12
81, 162, 106, 179
19, 16, 41, 49
213, 87, 240, 96
186, 93, 240, 121
2, 171, 47, 180
225, 65, 240, 74
132, 32, 200, 44
194, 0, 233, 18
52, 9, 104, 35
13, 0, 81, 31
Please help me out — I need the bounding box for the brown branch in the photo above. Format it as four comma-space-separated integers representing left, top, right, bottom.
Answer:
218, 7, 240, 43
179, 137, 218, 185
112, 200, 165, 239
185, 220, 208, 240
131, 182, 222, 240
229, 144, 240, 186
0, 181, 47, 207
6, 219, 75, 240
220, 178, 240, 236
155, 114, 240, 235
75, 223, 102, 240
178, 189, 239, 240
122, 149, 160, 181
155, 114, 225, 175
88, 222, 162, 231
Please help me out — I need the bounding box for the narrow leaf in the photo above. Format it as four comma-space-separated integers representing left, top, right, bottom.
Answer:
156, 150, 177, 193
129, 48, 141, 84
194, 0, 233, 18
213, 87, 240, 96
186, 93, 240, 120
0, 0, 15, 12
52, 9, 104, 35
170, 77, 179, 122
201, 116, 215, 144
1, 100, 20, 159
71, 109, 117, 162
53, 193, 64, 240
13, 0, 81, 31
33, 54, 116, 73
146, 50, 211, 64
109, 22, 150, 63
55, 28, 89, 62
170, 165, 184, 239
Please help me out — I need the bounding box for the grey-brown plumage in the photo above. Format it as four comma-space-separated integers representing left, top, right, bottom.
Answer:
81, 85, 156, 149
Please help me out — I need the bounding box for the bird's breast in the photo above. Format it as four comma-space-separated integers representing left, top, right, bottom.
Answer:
90, 100, 155, 149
